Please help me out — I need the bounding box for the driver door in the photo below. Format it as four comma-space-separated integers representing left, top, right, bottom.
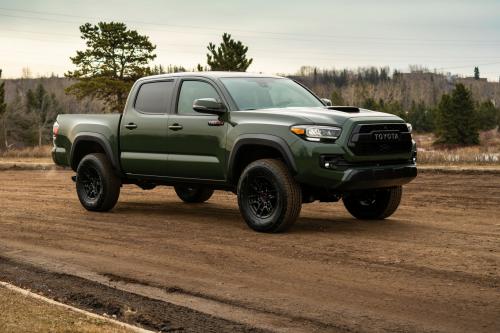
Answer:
165, 78, 228, 180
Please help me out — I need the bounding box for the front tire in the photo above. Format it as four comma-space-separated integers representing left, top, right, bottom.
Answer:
76, 153, 121, 212
174, 185, 214, 203
237, 159, 302, 233
343, 186, 402, 220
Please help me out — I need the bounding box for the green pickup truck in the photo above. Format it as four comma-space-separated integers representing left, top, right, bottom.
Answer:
52, 72, 417, 232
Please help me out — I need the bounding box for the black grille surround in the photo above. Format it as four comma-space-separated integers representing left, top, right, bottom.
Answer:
348, 123, 412, 156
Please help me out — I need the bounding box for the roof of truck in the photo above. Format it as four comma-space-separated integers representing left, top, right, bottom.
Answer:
139, 71, 284, 81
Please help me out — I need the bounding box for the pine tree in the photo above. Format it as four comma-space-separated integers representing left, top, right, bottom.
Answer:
474, 67, 480, 80
362, 97, 379, 110
66, 22, 156, 112
407, 101, 435, 132
476, 100, 499, 131
26, 83, 60, 146
435, 83, 479, 145
330, 90, 344, 105
205, 33, 253, 71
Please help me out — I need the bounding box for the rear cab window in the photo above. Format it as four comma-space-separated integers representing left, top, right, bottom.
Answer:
135, 81, 174, 114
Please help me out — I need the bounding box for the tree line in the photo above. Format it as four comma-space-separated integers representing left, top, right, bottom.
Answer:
0, 21, 499, 149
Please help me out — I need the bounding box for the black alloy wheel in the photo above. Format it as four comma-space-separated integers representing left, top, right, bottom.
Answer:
237, 159, 302, 233
76, 153, 121, 212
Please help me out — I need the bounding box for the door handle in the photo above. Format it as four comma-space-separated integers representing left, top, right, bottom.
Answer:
168, 124, 183, 131
125, 123, 137, 130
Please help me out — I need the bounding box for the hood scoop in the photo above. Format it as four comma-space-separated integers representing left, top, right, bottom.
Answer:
327, 106, 360, 113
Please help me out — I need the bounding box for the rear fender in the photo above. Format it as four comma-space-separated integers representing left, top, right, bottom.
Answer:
70, 133, 120, 174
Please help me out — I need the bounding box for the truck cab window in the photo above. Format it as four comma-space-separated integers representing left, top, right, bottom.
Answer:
177, 81, 220, 115
135, 81, 173, 114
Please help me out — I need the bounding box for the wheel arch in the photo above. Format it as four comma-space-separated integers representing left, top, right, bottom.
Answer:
227, 134, 297, 184
70, 133, 120, 174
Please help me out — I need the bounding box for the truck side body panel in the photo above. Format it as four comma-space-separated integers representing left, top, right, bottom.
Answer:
52, 114, 122, 172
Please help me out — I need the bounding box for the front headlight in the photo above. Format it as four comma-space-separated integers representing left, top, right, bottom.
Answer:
290, 125, 342, 142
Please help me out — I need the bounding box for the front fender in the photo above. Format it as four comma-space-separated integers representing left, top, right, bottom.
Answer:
227, 134, 297, 182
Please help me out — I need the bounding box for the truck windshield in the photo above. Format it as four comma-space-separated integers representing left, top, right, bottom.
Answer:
220, 77, 324, 110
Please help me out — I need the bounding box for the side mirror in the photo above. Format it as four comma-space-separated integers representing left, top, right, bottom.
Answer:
193, 98, 226, 115
321, 98, 332, 106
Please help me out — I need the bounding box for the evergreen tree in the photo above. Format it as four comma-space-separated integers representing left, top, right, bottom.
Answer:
474, 67, 480, 80
66, 22, 156, 112
407, 101, 435, 132
26, 83, 61, 146
205, 33, 253, 71
380, 100, 406, 119
0, 69, 7, 149
330, 90, 344, 105
476, 100, 499, 131
196, 64, 209, 72
151, 65, 187, 74
435, 83, 479, 145
362, 97, 379, 110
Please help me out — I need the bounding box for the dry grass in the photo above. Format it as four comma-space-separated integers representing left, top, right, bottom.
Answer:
0, 145, 52, 158
414, 130, 500, 165
0, 286, 134, 333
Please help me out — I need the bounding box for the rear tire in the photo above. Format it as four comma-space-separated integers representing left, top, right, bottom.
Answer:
76, 153, 121, 212
343, 186, 402, 220
237, 159, 302, 233
174, 185, 214, 203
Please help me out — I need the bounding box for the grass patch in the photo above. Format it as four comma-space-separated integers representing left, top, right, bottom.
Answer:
414, 130, 500, 165
0, 286, 134, 333
0, 145, 52, 158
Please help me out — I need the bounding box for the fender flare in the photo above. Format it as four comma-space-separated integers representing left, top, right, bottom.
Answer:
227, 134, 297, 182
70, 133, 120, 172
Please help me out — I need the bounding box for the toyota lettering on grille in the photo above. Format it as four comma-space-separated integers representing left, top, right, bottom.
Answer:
373, 132, 400, 141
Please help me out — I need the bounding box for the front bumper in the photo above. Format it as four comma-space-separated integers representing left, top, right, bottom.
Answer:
335, 164, 417, 190
291, 137, 417, 191
295, 160, 417, 190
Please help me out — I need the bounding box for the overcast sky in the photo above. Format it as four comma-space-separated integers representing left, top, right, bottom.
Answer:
0, 0, 499, 80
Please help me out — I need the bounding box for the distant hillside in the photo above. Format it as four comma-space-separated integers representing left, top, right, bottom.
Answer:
4, 77, 104, 114
1, 77, 105, 148
289, 67, 500, 110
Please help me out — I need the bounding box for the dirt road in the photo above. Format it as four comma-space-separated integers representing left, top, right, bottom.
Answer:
0, 170, 498, 332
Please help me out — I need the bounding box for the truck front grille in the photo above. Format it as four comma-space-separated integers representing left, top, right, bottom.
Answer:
348, 123, 412, 156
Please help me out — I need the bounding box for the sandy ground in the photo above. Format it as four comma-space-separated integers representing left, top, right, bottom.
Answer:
0, 170, 498, 333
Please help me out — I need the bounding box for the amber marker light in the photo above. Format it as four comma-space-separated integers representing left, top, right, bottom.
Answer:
290, 127, 305, 135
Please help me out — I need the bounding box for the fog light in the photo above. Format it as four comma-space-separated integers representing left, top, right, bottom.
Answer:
320, 154, 344, 169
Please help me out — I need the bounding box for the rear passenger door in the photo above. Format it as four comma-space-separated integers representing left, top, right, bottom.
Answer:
120, 79, 174, 176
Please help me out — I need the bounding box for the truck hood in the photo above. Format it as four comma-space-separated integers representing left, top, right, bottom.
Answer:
234, 106, 403, 126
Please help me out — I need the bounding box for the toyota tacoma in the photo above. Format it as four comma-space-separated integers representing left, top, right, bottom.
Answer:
52, 72, 417, 232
